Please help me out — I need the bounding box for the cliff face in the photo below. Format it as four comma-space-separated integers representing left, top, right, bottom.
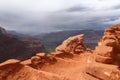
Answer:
0, 27, 44, 62
94, 24, 120, 64
0, 24, 120, 80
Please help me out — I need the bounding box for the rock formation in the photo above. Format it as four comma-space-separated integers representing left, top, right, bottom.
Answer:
86, 24, 120, 80
0, 24, 120, 80
31, 53, 57, 69
0, 27, 44, 62
94, 24, 120, 64
56, 34, 86, 54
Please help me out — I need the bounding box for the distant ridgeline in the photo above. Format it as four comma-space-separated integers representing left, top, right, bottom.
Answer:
34, 30, 104, 52
0, 27, 45, 62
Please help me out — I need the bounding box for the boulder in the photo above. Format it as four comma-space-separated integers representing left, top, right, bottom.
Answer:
31, 56, 42, 66
31, 53, 57, 68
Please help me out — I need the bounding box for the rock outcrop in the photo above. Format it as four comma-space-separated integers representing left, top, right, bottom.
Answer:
0, 24, 120, 80
56, 34, 86, 54
0, 59, 65, 80
31, 53, 57, 68
48, 34, 87, 59
86, 24, 120, 80
94, 24, 120, 64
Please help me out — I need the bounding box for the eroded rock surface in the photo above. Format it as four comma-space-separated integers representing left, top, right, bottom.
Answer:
56, 34, 86, 54
94, 24, 120, 64
31, 53, 57, 69
86, 63, 120, 80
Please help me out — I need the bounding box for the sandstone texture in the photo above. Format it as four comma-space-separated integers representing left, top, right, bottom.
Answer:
94, 24, 120, 64
56, 34, 86, 54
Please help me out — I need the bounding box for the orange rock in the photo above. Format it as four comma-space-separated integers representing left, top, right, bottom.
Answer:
94, 45, 113, 57
31, 56, 42, 66
95, 55, 113, 64
51, 51, 73, 58
56, 34, 86, 54
0, 59, 20, 68
86, 64, 120, 80
94, 24, 120, 64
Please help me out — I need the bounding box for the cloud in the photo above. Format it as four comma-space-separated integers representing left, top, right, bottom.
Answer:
103, 17, 120, 25
65, 5, 91, 12
0, 0, 120, 34
112, 5, 120, 10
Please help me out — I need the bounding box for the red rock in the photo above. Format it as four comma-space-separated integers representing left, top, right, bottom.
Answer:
94, 45, 113, 57
95, 55, 113, 64
31, 56, 42, 65
94, 24, 120, 64
0, 59, 20, 68
86, 64, 120, 80
51, 51, 73, 58
56, 34, 86, 54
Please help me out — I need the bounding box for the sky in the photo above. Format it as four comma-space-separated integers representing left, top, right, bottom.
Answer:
0, 0, 120, 34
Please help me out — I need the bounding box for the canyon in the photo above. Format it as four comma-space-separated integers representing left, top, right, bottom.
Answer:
0, 24, 120, 80
0, 27, 44, 62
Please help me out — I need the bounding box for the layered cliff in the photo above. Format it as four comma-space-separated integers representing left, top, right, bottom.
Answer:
0, 27, 44, 62
0, 24, 120, 80
94, 24, 120, 64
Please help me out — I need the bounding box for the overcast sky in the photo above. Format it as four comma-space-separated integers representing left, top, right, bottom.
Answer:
0, 0, 120, 34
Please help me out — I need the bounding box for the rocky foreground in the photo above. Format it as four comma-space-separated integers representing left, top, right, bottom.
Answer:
0, 24, 120, 80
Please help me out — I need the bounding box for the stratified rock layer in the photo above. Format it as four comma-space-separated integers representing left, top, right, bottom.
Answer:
0, 27, 44, 62
94, 24, 120, 64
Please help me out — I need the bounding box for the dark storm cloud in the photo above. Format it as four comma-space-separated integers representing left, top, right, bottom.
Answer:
65, 6, 90, 12
49, 9, 120, 31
